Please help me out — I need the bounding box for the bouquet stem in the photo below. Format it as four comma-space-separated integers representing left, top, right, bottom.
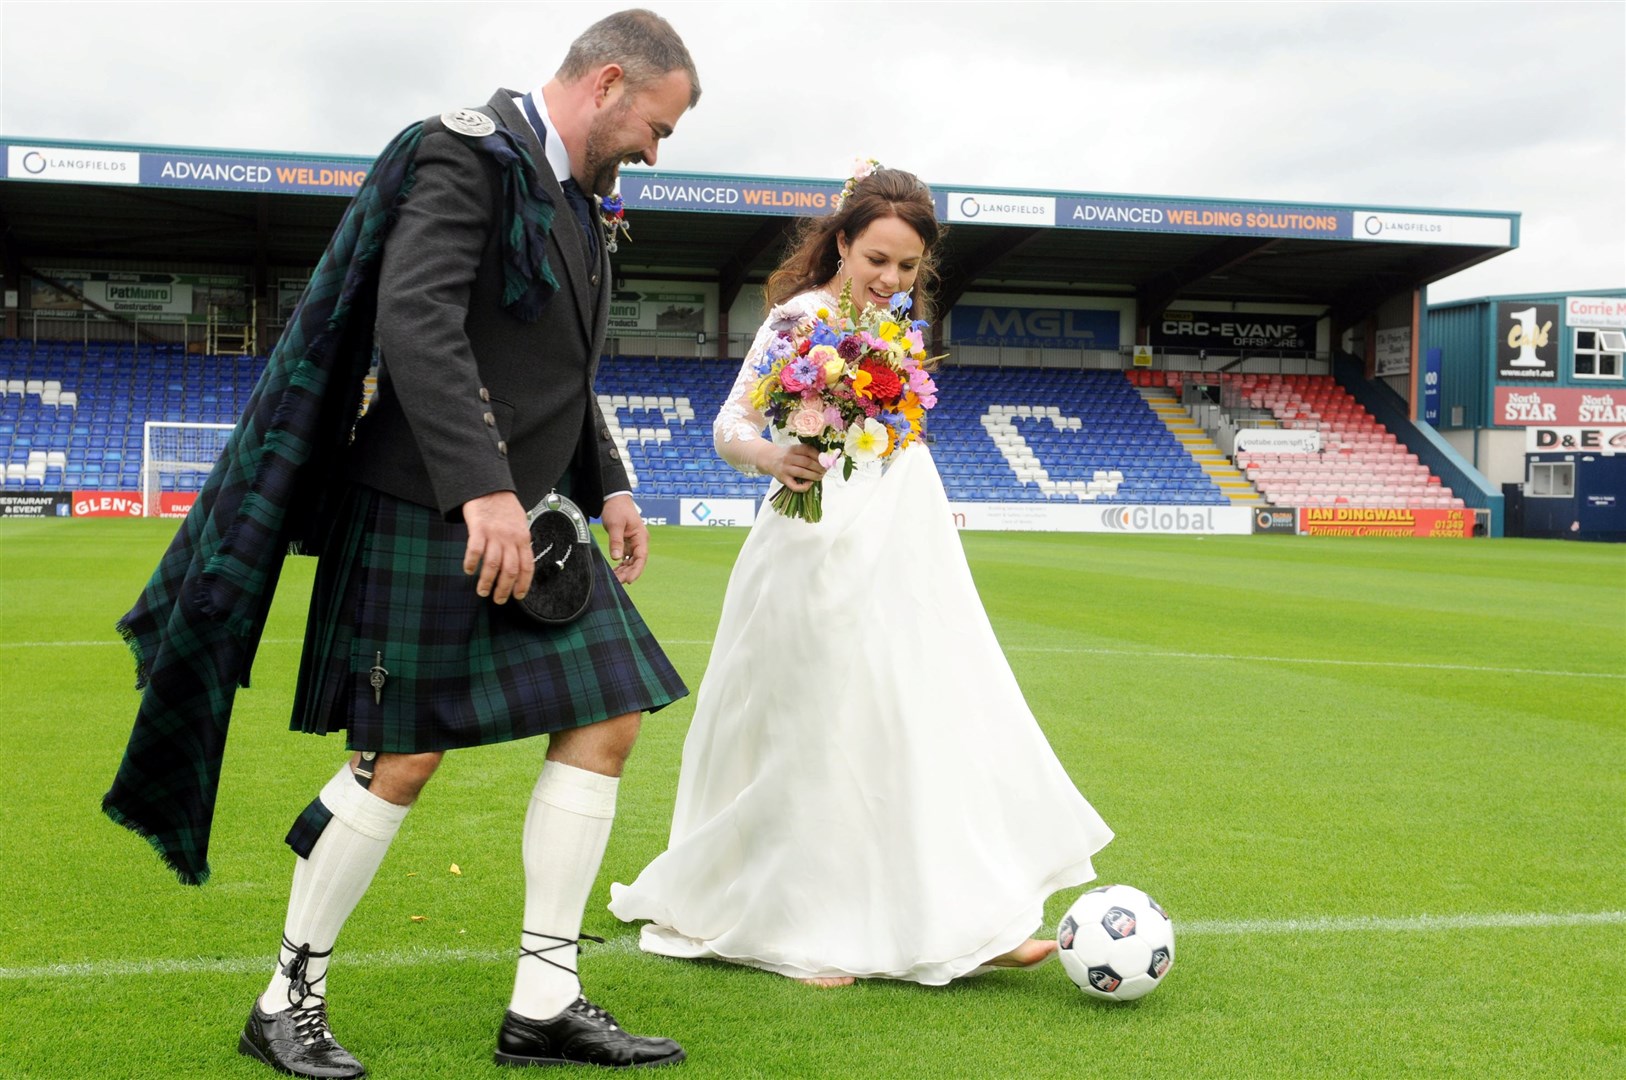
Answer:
770, 479, 825, 523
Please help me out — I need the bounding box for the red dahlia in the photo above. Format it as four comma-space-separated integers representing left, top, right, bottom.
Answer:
859, 361, 903, 402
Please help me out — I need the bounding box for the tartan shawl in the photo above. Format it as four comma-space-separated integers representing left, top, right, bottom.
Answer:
103, 111, 559, 885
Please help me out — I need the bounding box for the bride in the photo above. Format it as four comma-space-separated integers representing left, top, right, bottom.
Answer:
609, 164, 1113, 986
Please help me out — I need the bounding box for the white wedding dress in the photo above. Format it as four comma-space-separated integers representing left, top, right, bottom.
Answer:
608, 292, 1113, 984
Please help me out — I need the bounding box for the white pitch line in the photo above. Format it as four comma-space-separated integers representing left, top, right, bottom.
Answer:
998, 646, 1626, 681
7, 638, 1623, 681
1179, 910, 1626, 936
4, 911, 1622, 982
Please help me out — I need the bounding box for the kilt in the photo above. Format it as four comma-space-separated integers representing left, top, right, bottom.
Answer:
291, 484, 688, 753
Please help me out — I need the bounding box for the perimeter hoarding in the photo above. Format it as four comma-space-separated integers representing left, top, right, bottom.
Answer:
636, 497, 1254, 534
0, 492, 72, 517
1495, 387, 1626, 426
1298, 507, 1473, 537
946, 503, 1253, 534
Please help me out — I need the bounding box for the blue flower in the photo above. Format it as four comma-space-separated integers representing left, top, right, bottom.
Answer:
809, 324, 840, 347
911, 319, 929, 333
764, 333, 795, 362
889, 292, 912, 314
880, 409, 911, 438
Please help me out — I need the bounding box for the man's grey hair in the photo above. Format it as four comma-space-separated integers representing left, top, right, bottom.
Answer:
557, 8, 701, 108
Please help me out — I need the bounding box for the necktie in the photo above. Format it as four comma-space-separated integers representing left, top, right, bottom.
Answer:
522, 93, 598, 261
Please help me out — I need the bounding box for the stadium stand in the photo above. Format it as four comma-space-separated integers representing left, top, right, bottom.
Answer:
1130, 370, 1463, 510
4, 343, 1450, 508
2, 344, 1250, 504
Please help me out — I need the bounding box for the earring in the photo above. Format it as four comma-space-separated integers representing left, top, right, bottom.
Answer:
836, 257, 845, 275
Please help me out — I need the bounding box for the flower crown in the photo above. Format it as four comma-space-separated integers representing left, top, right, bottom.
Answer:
830, 157, 881, 213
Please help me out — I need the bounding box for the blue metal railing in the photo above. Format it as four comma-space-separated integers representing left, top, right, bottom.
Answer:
1333, 356, 1503, 536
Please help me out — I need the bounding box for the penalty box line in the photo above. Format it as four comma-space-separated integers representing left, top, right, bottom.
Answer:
5, 638, 1625, 681
5, 911, 1623, 982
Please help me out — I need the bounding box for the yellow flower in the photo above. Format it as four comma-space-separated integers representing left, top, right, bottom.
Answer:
749, 377, 776, 411
852, 369, 874, 398
823, 358, 845, 386
816, 307, 830, 320
878, 321, 900, 341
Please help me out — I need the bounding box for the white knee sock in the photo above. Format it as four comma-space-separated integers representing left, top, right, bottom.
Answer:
260, 762, 410, 1014
509, 760, 619, 1021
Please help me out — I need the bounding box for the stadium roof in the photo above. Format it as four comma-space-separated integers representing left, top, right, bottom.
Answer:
1, 136, 1520, 327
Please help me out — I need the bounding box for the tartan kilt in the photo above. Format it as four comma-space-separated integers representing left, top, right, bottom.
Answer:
291, 485, 688, 753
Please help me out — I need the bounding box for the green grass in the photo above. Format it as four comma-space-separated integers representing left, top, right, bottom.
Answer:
2, 521, 1623, 1079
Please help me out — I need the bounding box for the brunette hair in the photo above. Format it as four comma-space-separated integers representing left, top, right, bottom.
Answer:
765, 168, 940, 320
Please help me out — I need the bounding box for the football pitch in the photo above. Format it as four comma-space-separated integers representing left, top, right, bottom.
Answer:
1, 520, 1622, 1079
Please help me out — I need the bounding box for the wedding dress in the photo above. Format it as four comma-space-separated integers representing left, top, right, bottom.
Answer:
608, 292, 1113, 984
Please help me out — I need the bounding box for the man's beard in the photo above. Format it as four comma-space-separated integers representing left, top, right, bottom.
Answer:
581, 105, 631, 197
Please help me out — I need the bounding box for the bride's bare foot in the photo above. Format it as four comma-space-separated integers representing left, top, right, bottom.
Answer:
988, 938, 1057, 969
797, 975, 856, 988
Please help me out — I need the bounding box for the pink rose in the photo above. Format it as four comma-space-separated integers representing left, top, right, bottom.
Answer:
790, 406, 827, 438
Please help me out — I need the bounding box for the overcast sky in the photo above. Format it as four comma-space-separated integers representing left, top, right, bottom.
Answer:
1, 0, 1621, 302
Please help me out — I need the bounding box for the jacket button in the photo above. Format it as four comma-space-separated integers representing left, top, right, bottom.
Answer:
591, 273, 600, 287
608, 447, 619, 460
497, 440, 508, 456
483, 412, 496, 427
479, 388, 491, 402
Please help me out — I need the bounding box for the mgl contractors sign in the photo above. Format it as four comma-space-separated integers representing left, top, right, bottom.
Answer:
950, 304, 1119, 349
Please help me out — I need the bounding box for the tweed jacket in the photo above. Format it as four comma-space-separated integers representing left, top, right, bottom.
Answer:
348, 89, 627, 519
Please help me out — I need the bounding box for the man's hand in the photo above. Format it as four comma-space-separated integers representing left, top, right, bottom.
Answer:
461, 490, 533, 603
600, 493, 648, 584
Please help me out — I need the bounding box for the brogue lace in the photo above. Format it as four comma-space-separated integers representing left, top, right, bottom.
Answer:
573, 996, 621, 1031
517, 930, 605, 976
280, 935, 339, 1046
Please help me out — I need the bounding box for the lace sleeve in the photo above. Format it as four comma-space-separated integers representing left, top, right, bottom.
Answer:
713, 301, 809, 476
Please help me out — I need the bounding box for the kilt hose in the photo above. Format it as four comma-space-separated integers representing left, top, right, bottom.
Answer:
292, 484, 688, 753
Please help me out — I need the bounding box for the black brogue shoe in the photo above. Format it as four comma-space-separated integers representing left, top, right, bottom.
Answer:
494, 996, 685, 1069
239, 1000, 366, 1079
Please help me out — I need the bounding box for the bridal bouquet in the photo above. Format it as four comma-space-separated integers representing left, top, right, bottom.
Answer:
750, 280, 940, 522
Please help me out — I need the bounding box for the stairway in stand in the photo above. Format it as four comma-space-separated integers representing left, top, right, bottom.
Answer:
1137, 386, 1263, 506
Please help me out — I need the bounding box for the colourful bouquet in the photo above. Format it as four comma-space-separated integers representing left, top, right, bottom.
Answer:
750, 280, 941, 522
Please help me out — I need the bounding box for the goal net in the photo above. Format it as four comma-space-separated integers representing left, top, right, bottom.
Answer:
141, 421, 234, 517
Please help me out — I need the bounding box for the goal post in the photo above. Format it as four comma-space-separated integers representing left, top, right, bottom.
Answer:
141, 421, 235, 517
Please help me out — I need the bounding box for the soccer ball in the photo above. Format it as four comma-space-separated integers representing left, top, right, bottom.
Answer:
1056, 884, 1174, 1001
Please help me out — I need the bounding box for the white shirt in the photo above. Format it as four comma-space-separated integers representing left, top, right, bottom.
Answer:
512, 89, 634, 512
513, 89, 576, 188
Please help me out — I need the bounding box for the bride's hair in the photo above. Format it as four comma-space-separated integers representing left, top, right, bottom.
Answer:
764, 168, 941, 321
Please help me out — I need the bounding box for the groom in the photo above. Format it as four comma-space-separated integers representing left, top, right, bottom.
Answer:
230, 9, 701, 1078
